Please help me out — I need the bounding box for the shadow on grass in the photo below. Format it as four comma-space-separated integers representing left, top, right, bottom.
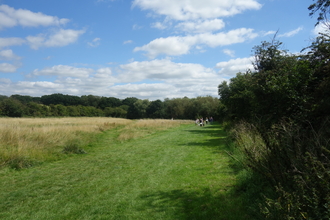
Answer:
139, 188, 249, 220
136, 123, 260, 219
183, 123, 232, 156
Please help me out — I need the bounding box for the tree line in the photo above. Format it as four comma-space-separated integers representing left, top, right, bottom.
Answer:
0, 93, 219, 120
218, 3, 330, 218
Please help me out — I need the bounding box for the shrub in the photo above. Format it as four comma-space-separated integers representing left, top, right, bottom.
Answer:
62, 139, 86, 154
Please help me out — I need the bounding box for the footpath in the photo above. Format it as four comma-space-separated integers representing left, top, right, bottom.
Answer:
0, 122, 249, 220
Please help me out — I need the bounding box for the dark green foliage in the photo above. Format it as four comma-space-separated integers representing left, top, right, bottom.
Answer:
97, 97, 121, 109
146, 99, 165, 118
121, 97, 139, 107
11, 94, 40, 104
257, 123, 330, 219
41, 93, 82, 106
309, 0, 330, 26
104, 106, 127, 118
220, 34, 330, 219
80, 95, 101, 107
0, 98, 26, 117
0, 94, 220, 119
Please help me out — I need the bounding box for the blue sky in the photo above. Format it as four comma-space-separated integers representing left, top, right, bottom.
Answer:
0, 0, 324, 100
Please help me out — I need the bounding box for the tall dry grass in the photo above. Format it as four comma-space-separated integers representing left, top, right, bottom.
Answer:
0, 117, 131, 169
117, 119, 192, 141
0, 118, 192, 169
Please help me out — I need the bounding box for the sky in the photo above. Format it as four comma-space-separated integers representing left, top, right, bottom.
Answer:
0, 0, 325, 100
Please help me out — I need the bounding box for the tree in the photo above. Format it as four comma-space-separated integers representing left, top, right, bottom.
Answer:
309, 0, 330, 26
252, 36, 286, 72
122, 97, 138, 107
98, 97, 121, 109
11, 94, 39, 104
146, 100, 165, 118
80, 95, 100, 107
26, 102, 45, 117
0, 98, 26, 117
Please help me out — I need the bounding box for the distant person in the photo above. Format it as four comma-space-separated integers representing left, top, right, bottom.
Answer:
200, 118, 204, 126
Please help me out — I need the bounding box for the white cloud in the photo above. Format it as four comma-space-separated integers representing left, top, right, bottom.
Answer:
279, 27, 303, 38
223, 49, 235, 57
132, 0, 262, 20
0, 63, 18, 72
0, 60, 226, 99
134, 35, 195, 58
0, 37, 25, 48
119, 59, 211, 81
26, 28, 86, 49
0, 49, 21, 60
216, 57, 254, 77
175, 19, 225, 33
32, 65, 94, 78
0, 78, 11, 84
0, 4, 69, 30
110, 83, 177, 99
117, 59, 223, 98
88, 37, 101, 47
313, 22, 330, 35
133, 24, 143, 30
134, 28, 258, 58
123, 40, 133, 44
96, 67, 112, 75
263, 30, 277, 36
151, 22, 167, 30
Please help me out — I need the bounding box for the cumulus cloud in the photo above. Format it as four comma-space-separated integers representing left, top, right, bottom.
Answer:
0, 4, 69, 30
31, 65, 94, 78
134, 35, 195, 58
0, 37, 25, 48
132, 0, 262, 20
216, 57, 254, 77
97, 67, 112, 75
0, 49, 21, 60
116, 59, 224, 98
119, 59, 214, 82
223, 49, 235, 57
313, 22, 330, 35
26, 28, 86, 49
0, 63, 19, 72
134, 28, 258, 58
110, 83, 178, 99
151, 22, 168, 30
0, 59, 226, 99
9, 65, 117, 96
175, 19, 225, 33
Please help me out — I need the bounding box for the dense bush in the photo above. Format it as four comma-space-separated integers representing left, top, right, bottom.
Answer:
219, 29, 330, 218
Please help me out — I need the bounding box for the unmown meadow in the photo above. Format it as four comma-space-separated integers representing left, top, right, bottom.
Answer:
0, 118, 190, 169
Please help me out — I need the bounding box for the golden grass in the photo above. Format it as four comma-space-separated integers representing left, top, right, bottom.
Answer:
0, 117, 131, 168
0, 118, 192, 169
117, 119, 192, 141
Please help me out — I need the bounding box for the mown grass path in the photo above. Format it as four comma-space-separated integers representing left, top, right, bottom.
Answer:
0, 122, 249, 220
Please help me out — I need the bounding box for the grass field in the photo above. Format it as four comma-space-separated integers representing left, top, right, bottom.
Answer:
0, 119, 251, 219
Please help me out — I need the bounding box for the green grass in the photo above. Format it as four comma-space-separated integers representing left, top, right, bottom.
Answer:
0, 122, 251, 219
